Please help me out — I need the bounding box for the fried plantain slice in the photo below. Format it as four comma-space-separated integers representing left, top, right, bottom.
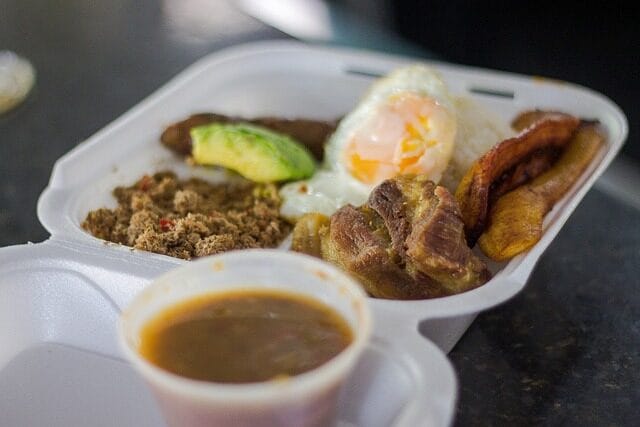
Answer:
511, 110, 571, 132
455, 113, 580, 245
487, 147, 561, 205
478, 125, 604, 261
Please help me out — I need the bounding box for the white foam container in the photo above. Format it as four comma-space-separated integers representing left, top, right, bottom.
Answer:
0, 41, 627, 426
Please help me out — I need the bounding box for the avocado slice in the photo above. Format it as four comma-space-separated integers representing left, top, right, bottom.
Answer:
191, 123, 316, 183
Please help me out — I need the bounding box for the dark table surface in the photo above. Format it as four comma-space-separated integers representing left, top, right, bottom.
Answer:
1, 1, 639, 425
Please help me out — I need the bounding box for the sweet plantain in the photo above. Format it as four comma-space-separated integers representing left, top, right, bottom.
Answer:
455, 113, 580, 245
478, 125, 604, 261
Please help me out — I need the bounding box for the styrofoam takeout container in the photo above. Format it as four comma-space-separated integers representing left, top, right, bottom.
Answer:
0, 41, 627, 426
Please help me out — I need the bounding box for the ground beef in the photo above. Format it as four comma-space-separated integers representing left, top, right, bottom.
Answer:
81, 171, 291, 260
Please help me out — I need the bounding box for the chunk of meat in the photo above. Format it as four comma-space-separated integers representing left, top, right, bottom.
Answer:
321, 204, 428, 299
367, 178, 412, 262
369, 176, 490, 296
455, 113, 580, 245
405, 185, 491, 294
160, 113, 337, 161
293, 175, 491, 299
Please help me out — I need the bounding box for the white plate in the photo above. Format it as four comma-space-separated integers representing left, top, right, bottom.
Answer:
0, 41, 628, 426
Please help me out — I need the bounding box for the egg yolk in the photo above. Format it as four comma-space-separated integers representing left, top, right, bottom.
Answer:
344, 92, 456, 185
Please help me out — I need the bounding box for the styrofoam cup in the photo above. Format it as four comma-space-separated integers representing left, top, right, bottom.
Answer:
118, 249, 372, 427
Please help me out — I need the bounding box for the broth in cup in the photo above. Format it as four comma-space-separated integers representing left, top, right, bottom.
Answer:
138, 289, 354, 384
119, 250, 371, 427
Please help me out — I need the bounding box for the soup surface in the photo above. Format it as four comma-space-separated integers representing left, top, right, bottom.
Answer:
139, 289, 353, 383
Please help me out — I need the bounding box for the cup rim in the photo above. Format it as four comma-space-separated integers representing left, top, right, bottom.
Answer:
118, 249, 372, 404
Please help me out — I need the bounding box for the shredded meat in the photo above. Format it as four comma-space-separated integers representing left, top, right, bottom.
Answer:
82, 171, 291, 260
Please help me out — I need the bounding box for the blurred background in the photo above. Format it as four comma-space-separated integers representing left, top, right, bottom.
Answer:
393, 1, 636, 156
350, 0, 638, 159
241, 0, 638, 158
241, 0, 640, 212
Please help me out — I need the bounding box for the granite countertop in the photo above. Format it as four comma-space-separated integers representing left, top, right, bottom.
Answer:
450, 188, 640, 425
1, 1, 638, 425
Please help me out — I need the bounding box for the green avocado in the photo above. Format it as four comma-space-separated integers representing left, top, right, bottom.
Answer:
190, 123, 316, 183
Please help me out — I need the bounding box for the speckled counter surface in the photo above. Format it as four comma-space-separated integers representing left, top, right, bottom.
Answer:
1, 1, 639, 425
450, 189, 640, 426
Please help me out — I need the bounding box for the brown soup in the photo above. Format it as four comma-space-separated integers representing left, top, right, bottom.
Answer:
139, 289, 353, 383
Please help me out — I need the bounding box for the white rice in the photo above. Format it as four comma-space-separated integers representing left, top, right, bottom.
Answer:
439, 97, 515, 192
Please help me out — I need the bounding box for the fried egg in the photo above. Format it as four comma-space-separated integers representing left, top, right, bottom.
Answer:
280, 64, 507, 219
326, 65, 457, 186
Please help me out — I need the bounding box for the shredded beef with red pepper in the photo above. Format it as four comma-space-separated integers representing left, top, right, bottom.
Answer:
81, 171, 290, 259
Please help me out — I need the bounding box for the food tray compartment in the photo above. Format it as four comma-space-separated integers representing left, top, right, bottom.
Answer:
0, 241, 456, 427
35, 40, 627, 353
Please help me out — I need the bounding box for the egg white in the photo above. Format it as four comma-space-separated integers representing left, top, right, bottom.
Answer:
279, 170, 369, 219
